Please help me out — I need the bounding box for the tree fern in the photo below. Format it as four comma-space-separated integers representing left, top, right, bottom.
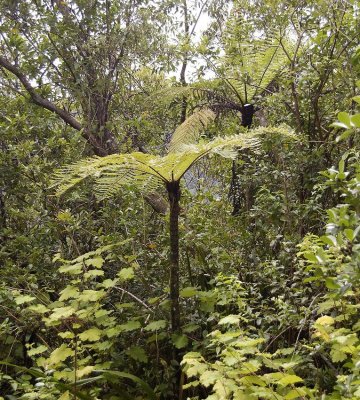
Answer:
52, 125, 296, 346
52, 127, 294, 197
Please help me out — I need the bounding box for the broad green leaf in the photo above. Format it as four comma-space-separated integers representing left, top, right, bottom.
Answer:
59, 263, 82, 275
101, 278, 118, 288
126, 346, 148, 363
315, 316, 335, 326
49, 344, 74, 364
118, 320, 141, 332
48, 306, 76, 322
278, 374, 303, 386
330, 349, 347, 362
144, 320, 167, 331
15, 295, 36, 305
85, 256, 104, 268
58, 331, 75, 339
240, 375, 266, 387
199, 370, 223, 387
171, 333, 189, 349
303, 252, 317, 263
182, 323, 200, 333
118, 267, 134, 282
351, 114, 360, 127
336, 129, 353, 142
78, 290, 105, 302
333, 334, 357, 346
184, 362, 208, 378
27, 345, 48, 357
180, 287, 198, 297
325, 278, 340, 290
28, 304, 49, 314
338, 112, 351, 129
344, 229, 355, 241
59, 286, 79, 301
79, 327, 102, 342
84, 269, 104, 279
76, 366, 95, 378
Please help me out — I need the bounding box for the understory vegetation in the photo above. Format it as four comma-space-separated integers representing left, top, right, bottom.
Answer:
0, 1, 359, 399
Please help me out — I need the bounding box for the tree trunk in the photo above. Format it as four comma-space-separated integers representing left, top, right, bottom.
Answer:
166, 180, 181, 333
230, 104, 256, 215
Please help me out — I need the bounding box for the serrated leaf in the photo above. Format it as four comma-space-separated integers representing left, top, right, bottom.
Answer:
84, 269, 104, 279
48, 306, 76, 322
27, 345, 47, 357
58, 331, 75, 339
126, 346, 148, 363
59, 286, 79, 301
76, 365, 95, 378
119, 320, 141, 332
79, 327, 102, 342
199, 370, 223, 387
59, 263, 82, 275
101, 278, 118, 288
85, 256, 104, 268
171, 333, 189, 349
118, 267, 134, 282
49, 344, 73, 364
278, 374, 303, 386
240, 375, 266, 386
78, 290, 105, 302
144, 320, 167, 331
330, 349, 347, 362
28, 304, 49, 314
15, 295, 36, 305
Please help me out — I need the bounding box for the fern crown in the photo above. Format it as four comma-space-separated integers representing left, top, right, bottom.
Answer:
51, 126, 296, 199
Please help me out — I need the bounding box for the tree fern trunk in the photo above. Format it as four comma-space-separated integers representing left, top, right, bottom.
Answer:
167, 181, 181, 333
230, 104, 255, 215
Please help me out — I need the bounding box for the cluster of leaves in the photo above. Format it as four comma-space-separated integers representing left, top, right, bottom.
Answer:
180, 101, 360, 399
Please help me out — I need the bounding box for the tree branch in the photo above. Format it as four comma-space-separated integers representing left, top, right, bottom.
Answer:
0, 55, 82, 131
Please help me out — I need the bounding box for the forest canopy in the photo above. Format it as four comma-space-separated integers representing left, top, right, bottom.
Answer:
0, 1, 359, 399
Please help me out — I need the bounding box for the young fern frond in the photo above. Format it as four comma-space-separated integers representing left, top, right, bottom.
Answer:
168, 108, 216, 153
52, 126, 296, 199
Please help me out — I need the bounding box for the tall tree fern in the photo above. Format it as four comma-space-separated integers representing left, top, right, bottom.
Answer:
52, 126, 295, 337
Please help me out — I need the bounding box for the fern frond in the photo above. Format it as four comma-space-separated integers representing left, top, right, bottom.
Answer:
51, 153, 167, 197
149, 86, 216, 107
51, 126, 297, 199
168, 108, 216, 153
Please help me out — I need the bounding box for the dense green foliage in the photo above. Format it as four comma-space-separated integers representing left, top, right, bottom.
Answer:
0, 1, 359, 399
